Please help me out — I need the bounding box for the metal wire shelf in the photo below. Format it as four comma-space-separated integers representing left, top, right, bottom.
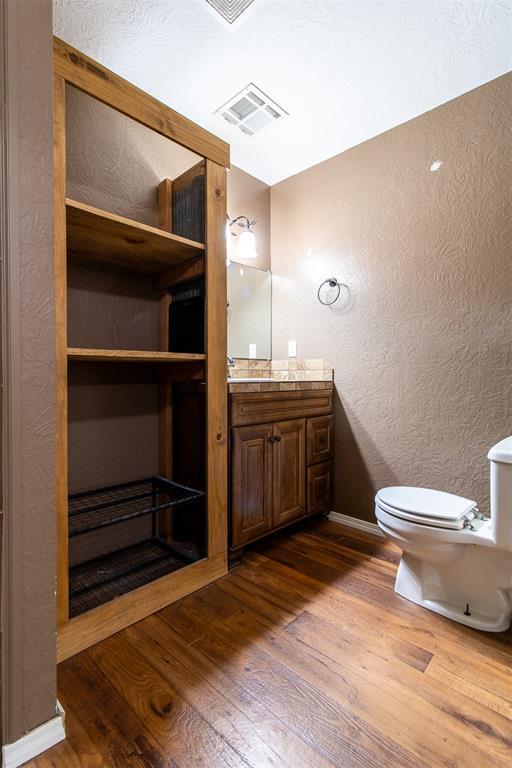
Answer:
69, 537, 193, 617
68, 475, 204, 537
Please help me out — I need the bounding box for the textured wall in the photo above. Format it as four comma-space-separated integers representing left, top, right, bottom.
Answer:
2, 0, 56, 739
66, 86, 199, 226
271, 74, 512, 522
227, 167, 270, 271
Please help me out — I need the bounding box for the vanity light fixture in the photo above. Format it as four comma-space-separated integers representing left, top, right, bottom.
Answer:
226, 215, 258, 260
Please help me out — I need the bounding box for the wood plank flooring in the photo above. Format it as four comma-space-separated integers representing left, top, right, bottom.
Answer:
29, 520, 512, 767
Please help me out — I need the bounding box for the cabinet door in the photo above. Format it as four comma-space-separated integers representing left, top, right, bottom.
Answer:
273, 419, 306, 527
231, 424, 273, 547
307, 461, 333, 515
307, 415, 334, 465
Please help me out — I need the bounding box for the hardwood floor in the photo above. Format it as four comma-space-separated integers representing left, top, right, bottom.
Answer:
30, 520, 512, 767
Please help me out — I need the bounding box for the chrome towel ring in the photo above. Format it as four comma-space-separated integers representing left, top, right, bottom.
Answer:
317, 277, 343, 306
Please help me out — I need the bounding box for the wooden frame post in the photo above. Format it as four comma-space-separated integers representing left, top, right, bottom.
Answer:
54, 72, 69, 626
205, 160, 228, 560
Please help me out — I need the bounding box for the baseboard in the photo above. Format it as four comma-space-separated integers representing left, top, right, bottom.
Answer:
2, 702, 65, 768
327, 511, 383, 537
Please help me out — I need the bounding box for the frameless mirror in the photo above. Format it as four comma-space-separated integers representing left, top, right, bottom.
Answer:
227, 261, 271, 360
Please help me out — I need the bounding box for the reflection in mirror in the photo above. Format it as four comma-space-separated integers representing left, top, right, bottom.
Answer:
227, 261, 271, 360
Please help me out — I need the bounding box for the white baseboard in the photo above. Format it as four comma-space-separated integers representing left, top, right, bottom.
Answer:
327, 511, 383, 537
2, 702, 65, 768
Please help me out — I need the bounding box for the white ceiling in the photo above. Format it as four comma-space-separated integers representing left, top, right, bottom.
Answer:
53, 0, 511, 185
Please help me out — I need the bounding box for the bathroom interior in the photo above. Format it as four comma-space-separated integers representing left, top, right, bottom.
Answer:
2, 1, 511, 766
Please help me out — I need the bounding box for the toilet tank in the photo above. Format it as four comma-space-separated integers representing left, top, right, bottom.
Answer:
488, 436, 512, 550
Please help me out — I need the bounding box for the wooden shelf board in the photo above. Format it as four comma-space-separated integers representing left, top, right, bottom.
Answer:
68, 348, 206, 363
66, 198, 205, 274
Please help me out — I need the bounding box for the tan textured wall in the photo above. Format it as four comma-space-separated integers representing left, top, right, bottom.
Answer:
227, 166, 271, 272
271, 74, 512, 522
2, 0, 56, 739
66, 86, 199, 226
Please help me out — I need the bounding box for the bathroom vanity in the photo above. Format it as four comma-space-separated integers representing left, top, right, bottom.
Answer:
228, 375, 334, 561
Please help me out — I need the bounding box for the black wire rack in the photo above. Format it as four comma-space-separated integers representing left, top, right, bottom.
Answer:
68, 475, 204, 537
68, 476, 205, 617
69, 538, 189, 617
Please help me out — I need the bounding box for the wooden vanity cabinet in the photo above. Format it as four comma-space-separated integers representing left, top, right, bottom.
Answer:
230, 390, 334, 557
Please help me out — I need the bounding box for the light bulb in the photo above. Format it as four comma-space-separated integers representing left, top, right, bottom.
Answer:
236, 229, 257, 260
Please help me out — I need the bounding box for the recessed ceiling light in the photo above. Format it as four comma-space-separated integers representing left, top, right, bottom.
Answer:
206, 0, 255, 25
215, 83, 288, 137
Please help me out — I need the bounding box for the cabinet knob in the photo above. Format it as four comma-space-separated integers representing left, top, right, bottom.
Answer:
274, 435, 282, 442
268, 436, 275, 444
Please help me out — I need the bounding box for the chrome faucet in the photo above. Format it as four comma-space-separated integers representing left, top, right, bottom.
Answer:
227, 355, 235, 379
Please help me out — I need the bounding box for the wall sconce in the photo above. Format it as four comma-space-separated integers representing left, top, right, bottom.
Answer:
226, 215, 258, 260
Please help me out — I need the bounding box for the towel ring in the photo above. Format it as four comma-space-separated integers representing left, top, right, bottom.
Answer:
317, 277, 342, 306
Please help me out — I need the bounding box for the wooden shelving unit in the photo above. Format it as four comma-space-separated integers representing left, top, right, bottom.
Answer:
54, 37, 229, 661
66, 198, 205, 273
67, 348, 206, 364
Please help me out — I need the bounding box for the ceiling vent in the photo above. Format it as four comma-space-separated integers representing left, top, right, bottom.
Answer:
206, 0, 255, 24
215, 84, 288, 137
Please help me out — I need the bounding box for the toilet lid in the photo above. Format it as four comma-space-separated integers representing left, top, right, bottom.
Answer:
376, 487, 476, 522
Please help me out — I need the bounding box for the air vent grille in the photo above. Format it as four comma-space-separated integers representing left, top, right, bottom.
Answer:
216, 83, 288, 137
206, 0, 255, 24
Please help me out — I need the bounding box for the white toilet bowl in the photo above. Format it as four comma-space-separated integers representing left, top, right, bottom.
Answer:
375, 437, 512, 632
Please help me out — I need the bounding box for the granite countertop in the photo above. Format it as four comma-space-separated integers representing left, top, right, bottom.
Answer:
228, 379, 334, 393
227, 358, 334, 393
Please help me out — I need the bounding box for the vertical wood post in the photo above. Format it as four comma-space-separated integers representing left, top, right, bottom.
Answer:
54, 73, 69, 625
205, 160, 227, 559
157, 178, 173, 232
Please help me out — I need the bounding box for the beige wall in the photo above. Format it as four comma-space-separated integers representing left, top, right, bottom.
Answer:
271, 74, 512, 523
227, 166, 271, 272
66, 86, 199, 227
2, 0, 56, 741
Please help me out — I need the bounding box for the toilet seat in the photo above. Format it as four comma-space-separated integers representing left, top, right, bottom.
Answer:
376, 487, 477, 530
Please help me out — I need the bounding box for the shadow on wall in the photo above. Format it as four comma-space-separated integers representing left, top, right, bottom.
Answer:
333, 390, 399, 521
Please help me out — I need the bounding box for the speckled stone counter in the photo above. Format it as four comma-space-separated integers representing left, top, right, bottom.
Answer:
228, 379, 334, 393
227, 358, 334, 393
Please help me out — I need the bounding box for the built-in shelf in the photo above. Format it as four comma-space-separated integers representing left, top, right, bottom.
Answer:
68, 476, 204, 538
68, 539, 192, 617
67, 348, 206, 363
66, 198, 205, 274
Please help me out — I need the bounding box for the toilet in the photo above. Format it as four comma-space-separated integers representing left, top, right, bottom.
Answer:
375, 436, 512, 632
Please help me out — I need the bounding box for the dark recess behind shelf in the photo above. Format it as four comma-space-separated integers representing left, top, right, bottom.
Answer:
67, 260, 160, 351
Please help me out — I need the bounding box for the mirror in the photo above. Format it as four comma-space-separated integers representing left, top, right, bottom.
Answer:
227, 261, 271, 360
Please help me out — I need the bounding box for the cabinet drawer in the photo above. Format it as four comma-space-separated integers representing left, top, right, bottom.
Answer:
307, 461, 333, 515
307, 415, 334, 465
231, 390, 333, 427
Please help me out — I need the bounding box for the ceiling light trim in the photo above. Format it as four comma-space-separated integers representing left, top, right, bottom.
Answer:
206, 0, 255, 25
